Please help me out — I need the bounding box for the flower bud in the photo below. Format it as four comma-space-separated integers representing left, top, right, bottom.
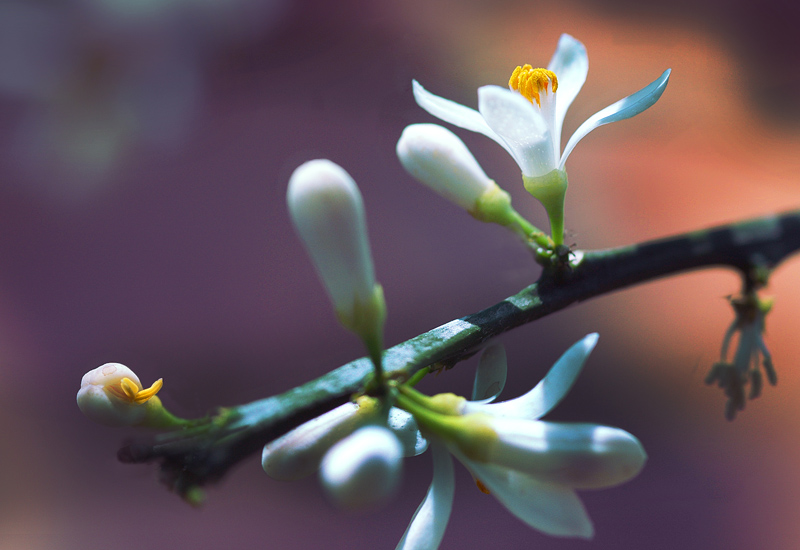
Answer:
77, 363, 162, 427
320, 425, 403, 510
397, 123, 494, 213
262, 398, 381, 481
287, 159, 384, 338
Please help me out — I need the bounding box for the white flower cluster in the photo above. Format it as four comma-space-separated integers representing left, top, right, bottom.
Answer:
261, 333, 647, 548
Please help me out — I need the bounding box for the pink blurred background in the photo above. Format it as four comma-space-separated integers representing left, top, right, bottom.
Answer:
1, 0, 800, 549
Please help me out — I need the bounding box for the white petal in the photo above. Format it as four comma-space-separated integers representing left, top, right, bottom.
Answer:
412, 80, 499, 140
262, 402, 366, 481
468, 333, 598, 419
76, 384, 147, 427
287, 160, 376, 316
471, 343, 507, 403
560, 69, 671, 170
388, 407, 428, 456
484, 419, 647, 489
320, 426, 403, 510
80, 362, 142, 390
477, 85, 556, 177
547, 34, 588, 145
456, 451, 593, 539
396, 124, 494, 211
396, 441, 455, 550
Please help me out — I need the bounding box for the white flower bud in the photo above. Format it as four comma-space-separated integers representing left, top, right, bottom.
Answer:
287, 160, 377, 325
77, 363, 161, 427
320, 425, 403, 510
397, 123, 495, 212
262, 398, 381, 481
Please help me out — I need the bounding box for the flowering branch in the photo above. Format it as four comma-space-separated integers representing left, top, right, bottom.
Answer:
117, 208, 800, 500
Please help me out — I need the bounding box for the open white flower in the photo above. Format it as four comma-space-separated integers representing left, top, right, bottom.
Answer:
412, 34, 670, 244
396, 334, 647, 548
413, 34, 669, 180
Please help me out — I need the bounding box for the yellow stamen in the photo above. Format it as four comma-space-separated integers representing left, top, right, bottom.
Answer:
508, 65, 558, 107
475, 478, 491, 495
119, 376, 163, 404
120, 377, 139, 401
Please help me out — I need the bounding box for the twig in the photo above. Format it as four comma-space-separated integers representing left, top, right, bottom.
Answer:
118, 209, 800, 499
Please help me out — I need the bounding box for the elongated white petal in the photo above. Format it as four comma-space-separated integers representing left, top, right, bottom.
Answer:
483, 419, 647, 489
396, 441, 455, 550
547, 34, 588, 145
471, 343, 507, 403
477, 85, 555, 177
560, 69, 671, 170
397, 124, 494, 211
320, 426, 403, 510
262, 401, 378, 481
468, 333, 598, 419
388, 407, 428, 456
412, 80, 499, 141
456, 451, 593, 538
287, 159, 376, 318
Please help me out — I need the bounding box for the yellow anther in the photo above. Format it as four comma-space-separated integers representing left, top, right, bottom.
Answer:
475, 478, 491, 495
134, 378, 163, 404
120, 377, 139, 401
508, 65, 558, 107
118, 376, 163, 404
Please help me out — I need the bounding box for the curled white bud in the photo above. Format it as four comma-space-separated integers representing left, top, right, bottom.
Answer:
287, 160, 378, 327
397, 123, 495, 212
262, 398, 381, 481
77, 363, 163, 427
320, 425, 403, 510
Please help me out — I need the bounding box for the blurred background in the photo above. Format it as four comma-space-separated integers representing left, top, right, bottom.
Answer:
2, 0, 800, 548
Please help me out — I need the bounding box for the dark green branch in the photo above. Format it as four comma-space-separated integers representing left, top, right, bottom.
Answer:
118, 209, 800, 499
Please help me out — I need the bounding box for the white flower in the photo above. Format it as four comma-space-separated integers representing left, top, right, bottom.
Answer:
412, 33, 670, 180
287, 160, 386, 350
76, 363, 163, 427
320, 425, 404, 510
397, 334, 647, 548
396, 123, 496, 213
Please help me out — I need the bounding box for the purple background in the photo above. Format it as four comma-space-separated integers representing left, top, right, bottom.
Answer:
2, 1, 800, 549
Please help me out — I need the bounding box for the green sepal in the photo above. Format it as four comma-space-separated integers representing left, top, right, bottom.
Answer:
523, 169, 568, 246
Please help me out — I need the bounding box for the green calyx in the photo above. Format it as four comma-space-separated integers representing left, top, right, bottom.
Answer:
139, 396, 194, 429
395, 387, 497, 463
471, 182, 552, 249
337, 284, 388, 388
523, 169, 568, 246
